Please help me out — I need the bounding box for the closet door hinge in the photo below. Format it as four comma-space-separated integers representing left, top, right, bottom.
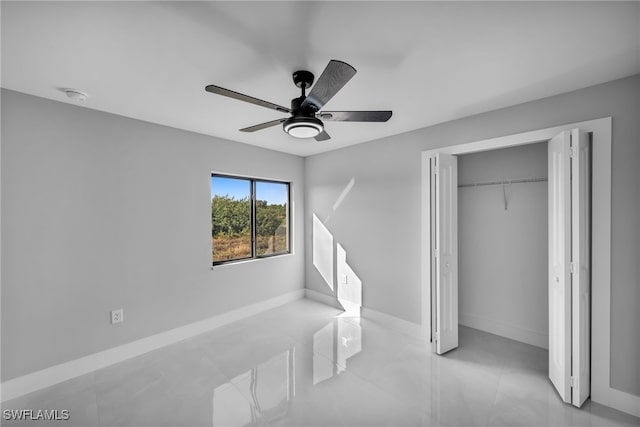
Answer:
434, 331, 440, 341
570, 262, 575, 274
569, 147, 575, 158
570, 376, 575, 388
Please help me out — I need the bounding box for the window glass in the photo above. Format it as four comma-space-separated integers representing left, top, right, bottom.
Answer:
255, 181, 289, 256
211, 176, 252, 263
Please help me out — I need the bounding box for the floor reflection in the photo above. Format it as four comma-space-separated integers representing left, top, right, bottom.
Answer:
313, 317, 362, 384
212, 316, 362, 426
212, 349, 295, 426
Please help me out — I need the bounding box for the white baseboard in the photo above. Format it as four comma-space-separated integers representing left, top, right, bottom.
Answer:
304, 288, 343, 309
304, 289, 424, 340
460, 313, 548, 349
361, 307, 425, 340
0, 289, 304, 403
594, 386, 640, 418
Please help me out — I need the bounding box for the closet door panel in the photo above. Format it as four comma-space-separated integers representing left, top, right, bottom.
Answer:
548, 131, 572, 403
433, 153, 458, 354
571, 128, 591, 407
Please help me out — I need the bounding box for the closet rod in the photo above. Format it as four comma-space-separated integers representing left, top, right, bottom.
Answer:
458, 177, 547, 188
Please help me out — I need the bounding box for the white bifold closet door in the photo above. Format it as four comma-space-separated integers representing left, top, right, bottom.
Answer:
548, 129, 591, 407
430, 153, 458, 355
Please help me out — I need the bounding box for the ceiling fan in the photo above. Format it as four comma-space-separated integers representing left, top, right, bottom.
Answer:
205, 60, 392, 142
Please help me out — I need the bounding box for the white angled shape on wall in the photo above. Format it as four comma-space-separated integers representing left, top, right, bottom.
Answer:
312, 214, 334, 291
336, 243, 362, 316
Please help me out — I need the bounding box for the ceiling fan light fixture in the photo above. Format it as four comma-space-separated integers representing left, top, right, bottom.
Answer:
283, 116, 323, 138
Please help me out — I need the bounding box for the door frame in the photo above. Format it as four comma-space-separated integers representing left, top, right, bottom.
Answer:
420, 117, 631, 413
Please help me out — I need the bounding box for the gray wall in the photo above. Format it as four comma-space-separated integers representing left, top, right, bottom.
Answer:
305, 74, 640, 396
458, 143, 548, 348
1, 89, 305, 381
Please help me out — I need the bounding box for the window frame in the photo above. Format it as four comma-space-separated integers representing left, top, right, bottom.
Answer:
211, 173, 291, 266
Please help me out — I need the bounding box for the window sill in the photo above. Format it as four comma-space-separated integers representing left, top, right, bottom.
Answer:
210, 252, 293, 269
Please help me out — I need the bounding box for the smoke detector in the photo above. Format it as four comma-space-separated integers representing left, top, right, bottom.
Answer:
64, 89, 88, 101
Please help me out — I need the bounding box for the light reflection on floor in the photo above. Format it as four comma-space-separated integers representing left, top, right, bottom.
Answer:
313, 317, 362, 383
213, 316, 362, 425
212, 349, 294, 426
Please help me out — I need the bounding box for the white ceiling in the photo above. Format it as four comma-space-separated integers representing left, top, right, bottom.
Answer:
2, 1, 639, 157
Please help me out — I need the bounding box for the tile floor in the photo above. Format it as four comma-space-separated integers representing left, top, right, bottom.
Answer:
2, 299, 639, 426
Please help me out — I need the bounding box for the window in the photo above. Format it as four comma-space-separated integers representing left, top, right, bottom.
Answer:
211, 174, 290, 265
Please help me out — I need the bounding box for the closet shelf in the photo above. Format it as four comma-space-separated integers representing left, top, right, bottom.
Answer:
458, 177, 547, 188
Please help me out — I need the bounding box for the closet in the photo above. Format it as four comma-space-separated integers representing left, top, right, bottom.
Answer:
457, 143, 549, 350
426, 128, 591, 408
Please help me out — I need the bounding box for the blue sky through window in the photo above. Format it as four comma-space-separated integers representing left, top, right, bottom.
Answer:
211, 176, 288, 205
211, 176, 249, 201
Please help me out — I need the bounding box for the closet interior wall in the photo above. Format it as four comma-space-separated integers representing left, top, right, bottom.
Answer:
458, 142, 548, 349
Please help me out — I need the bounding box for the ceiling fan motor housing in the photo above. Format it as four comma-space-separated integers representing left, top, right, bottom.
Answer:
289, 96, 317, 115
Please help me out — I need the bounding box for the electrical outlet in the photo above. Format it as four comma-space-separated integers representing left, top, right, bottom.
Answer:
111, 308, 124, 324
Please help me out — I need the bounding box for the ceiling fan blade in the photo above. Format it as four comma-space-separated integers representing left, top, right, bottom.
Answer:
314, 130, 331, 142
319, 111, 392, 122
205, 85, 290, 113
239, 118, 287, 133
302, 60, 357, 111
